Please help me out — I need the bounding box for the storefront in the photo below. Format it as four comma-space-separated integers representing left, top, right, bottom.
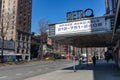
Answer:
0, 40, 16, 62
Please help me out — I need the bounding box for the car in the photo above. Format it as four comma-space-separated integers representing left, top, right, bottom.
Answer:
82, 57, 87, 63
45, 57, 54, 61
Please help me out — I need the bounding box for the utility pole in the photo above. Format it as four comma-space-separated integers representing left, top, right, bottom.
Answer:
86, 48, 89, 66
67, 44, 70, 60
53, 38, 55, 60
73, 39, 76, 72
40, 33, 43, 60
73, 46, 76, 72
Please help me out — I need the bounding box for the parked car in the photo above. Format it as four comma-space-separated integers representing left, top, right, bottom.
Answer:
45, 57, 54, 61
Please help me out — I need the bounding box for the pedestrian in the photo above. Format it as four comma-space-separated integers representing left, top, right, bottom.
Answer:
79, 57, 82, 65
96, 55, 99, 60
104, 51, 110, 63
92, 55, 96, 66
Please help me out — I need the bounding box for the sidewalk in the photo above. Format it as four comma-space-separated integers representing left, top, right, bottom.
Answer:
25, 60, 120, 80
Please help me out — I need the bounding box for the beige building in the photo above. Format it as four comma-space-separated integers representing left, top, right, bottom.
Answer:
0, 0, 32, 60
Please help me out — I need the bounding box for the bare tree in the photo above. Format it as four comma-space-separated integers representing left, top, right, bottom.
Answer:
0, 13, 12, 63
38, 19, 50, 60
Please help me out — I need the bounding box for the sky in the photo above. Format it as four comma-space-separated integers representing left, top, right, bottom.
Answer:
32, 0, 106, 33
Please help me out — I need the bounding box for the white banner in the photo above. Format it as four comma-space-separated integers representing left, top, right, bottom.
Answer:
55, 17, 106, 35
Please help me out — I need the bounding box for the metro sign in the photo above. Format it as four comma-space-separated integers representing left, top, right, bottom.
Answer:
66, 8, 94, 21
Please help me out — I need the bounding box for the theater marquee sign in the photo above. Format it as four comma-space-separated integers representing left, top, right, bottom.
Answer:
66, 8, 94, 21
55, 17, 105, 35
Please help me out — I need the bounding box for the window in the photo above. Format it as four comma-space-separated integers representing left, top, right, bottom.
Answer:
12, 21, 14, 24
8, 8, 10, 10
18, 35, 21, 40
13, 11, 15, 14
22, 36, 25, 41
18, 42, 20, 48
3, 0, 5, 3
19, 6, 22, 14
19, 21, 21, 24
13, 5, 16, 9
11, 31, 13, 34
22, 49, 24, 54
26, 50, 28, 54
12, 26, 14, 29
24, 0, 27, 3
8, 2, 10, 5
29, 0, 32, 3
26, 37, 29, 41
23, 22, 25, 26
10, 38, 13, 41
3, 5, 4, 8
12, 16, 15, 19
17, 48, 19, 53
2, 9, 4, 12
20, 0, 22, 4
14, 0, 16, 3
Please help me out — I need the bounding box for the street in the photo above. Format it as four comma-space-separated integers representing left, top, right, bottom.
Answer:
0, 59, 120, 80
0, 60, 73, 80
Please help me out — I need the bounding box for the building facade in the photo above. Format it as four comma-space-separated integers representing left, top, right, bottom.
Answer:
105, 0, 117, 14
0, 39, 15, 61
31, 33, 40, 59
0, 0, 32, 60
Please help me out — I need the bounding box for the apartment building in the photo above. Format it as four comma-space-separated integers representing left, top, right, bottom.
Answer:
0, 0, 32, 61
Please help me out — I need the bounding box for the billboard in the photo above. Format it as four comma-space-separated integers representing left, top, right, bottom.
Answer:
55, 17, 107, 35
0, 40, 15, 50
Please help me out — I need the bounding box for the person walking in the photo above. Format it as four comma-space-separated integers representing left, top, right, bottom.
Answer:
92, 55, 96, 66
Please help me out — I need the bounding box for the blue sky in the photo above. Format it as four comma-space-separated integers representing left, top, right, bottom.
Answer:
32, 0, 106, 33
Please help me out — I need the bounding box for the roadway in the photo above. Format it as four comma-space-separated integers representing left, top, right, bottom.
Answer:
0, 60, 73, 80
